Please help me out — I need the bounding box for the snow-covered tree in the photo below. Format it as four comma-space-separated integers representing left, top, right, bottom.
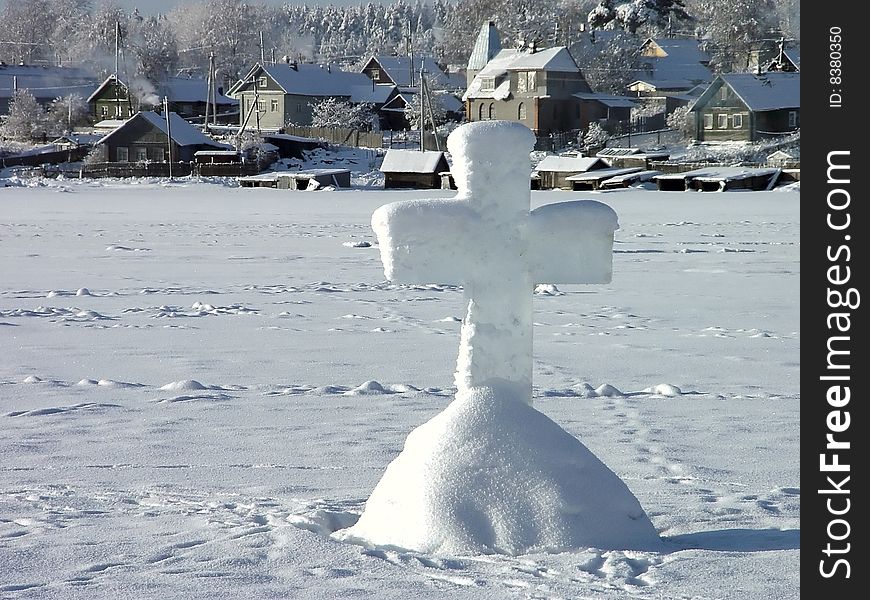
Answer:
587, 0, 692, 35
688, 0, 777, 71
666, 105, 693, 139
0, 89, 48, 140
309, 98, 376, 130
46, 94, 90, 135
581, 121, 610, 149
129, 15, 179, 83
404, 90, 449, 130
570, 30, 641, 94
0, 0, 54, 64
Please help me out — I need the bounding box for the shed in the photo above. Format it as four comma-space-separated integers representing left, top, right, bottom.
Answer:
600, 169, 661, 189
654, 167, 781, 191
534, 155, 608, 190
596, 148, 670, 169
566, 167, 643, 190
194, 150, 241, 164
239, 169, 350, 190
261, 133, 323, 158
380, 149, 450, 189
96, 111, 232, 163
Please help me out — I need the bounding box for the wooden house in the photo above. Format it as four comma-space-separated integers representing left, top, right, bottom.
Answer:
0, 63, 97, 115
161, 76, 238, 122
380, 149, 449, 189
87, 75, 139, 120
628, 38, 712, 98
464, 44, 592, 135
95, 111, 231, 163
227, 62, 393, 130
534, 155, 608, 190
361, 55, 455, 90
689, 72, 800, 142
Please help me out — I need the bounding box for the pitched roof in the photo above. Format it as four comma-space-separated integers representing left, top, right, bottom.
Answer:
574, 92, 637, 108
233, 63, 372, 98
0, 64, 98, 100
463, 47, 582, 101
97, 111, 232, 148
534, 156, 607, 173
162, 77, 237, 105
467, 21, 502, 71
380, 149, 447, 173
705, 72, 800, 111
368, 56, 447, 88
348, 83, 397, 105
86, 74, 126, 104
636, 37, 712, 88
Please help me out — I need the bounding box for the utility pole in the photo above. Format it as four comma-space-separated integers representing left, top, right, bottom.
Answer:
115, 21, 121, 119
164, 96, 173, 178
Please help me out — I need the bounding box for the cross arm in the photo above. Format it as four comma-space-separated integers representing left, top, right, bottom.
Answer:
529, 200, 619, 284
371, 198, 477, 285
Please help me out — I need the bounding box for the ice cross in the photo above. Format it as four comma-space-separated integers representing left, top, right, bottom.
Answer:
372, 121, 618, 402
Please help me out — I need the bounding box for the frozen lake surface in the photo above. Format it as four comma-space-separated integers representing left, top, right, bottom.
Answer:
0, 181, 799, 599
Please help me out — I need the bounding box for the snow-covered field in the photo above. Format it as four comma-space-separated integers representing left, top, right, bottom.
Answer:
0, 180, 799, 599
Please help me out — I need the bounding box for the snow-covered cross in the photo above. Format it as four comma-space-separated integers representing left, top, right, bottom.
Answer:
372, 120, 618, 402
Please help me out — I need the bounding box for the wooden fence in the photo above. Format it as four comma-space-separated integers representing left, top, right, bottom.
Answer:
19, 161, 263, 179
1, 146, 90, 168
283, 125, 383, 149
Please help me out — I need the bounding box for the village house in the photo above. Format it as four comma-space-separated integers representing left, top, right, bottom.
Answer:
95, 111, 231, 163
628, 37, 712, 99
380, 149, 449, 189
463, 22, 631, 135
87, 75, 139, 120
749, 39, 800, 73
464, 41, 593, 135
160, 76, 238, 122
0, 63, 97, 115
689, 72, 800, 142
361, 55, 463, 92
227, 61, 394, 130
533, 155, 609, 190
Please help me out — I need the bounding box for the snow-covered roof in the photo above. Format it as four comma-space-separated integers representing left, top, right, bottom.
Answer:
464, 47, 581, 101
534, 156, 607, 173
233, 63, 372, 98
655, 166, 780, 181
695, 73, 800, 112
162, 77, 237, 105
565, 167, 643, 181
0, 64, 97, 100
367, 56, 447, 88
348, 83, 397, 105
637, 38, 712, 87
97, 111, 232, 149
86, 75, 127, 104
380, 149, 447, 173
574, 92, 636, 108
467, 21, 502, 71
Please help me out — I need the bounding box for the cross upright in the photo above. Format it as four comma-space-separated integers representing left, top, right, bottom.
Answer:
372, 120, 618, 403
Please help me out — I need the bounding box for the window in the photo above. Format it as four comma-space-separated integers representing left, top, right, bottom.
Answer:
518, 102, 526, 120
257, 100, 266, 112
788, 110, 797, 128
258, 76, 267, 88
488, 103, 495, 119
703, 114, 713, 129
732, 113, 743, 128
297, 103, 303, 113
271, 98, 279, 112
478, 103, 485, 120
720, 85, 728, 100
116, 146, 128, 162
115, 104, 123, 117
154, 146, 164, 162
100, 105, 108, 117
135, 146, 148, 162
717, 113, 728, 129
371, 68, 380, 81
480, 77, 496, 91
516, 71, 536, 93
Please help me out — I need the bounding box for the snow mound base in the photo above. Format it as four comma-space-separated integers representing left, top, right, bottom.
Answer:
334, 383, 660, 555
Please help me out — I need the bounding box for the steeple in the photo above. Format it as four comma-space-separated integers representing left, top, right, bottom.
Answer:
466, 21, 501, 87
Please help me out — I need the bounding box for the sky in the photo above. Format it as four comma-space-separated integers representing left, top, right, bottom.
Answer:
119, 0, 390, 16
